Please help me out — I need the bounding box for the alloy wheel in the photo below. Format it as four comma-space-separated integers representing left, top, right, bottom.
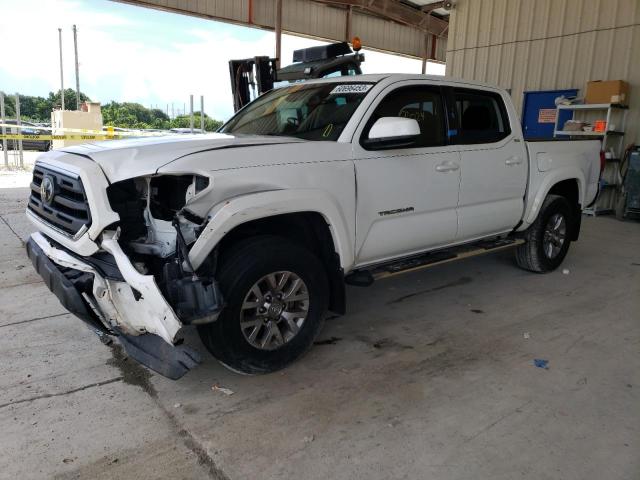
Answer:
239, 271, 310, 351
543, 213, 566, 259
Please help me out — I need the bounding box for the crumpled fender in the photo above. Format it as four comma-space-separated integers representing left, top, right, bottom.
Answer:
188, 189, 354, 271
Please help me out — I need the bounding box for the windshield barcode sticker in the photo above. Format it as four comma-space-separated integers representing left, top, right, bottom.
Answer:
329, 84, 373, 95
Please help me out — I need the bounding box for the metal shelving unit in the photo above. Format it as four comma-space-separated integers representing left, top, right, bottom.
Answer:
553, 103, 629, 215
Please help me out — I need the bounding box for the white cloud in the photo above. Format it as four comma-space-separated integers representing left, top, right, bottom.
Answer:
0, 0, 444, 121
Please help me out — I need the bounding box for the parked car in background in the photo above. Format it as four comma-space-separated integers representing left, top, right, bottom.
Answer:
0, 120, 51, 151
170, 128, 206, 134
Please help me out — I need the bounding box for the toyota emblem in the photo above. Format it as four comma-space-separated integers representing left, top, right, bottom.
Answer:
40, 176, 55, 204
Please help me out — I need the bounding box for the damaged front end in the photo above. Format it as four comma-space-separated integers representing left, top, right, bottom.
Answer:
26, 166, 223, 379
106, 173, 222, 327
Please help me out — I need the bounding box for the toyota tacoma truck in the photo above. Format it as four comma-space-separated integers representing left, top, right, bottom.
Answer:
25, 74, 601, 378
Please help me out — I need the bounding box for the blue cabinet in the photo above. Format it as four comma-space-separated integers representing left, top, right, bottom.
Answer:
522, 89, 578, 140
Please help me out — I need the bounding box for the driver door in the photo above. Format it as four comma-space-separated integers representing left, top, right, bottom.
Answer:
352, 82, 461, 266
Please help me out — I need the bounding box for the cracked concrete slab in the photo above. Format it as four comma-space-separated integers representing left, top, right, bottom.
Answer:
147, 217, 640, 480
1, 210, 35, 243
0, 380, 212, 480
0, 282, 67, 326
1, 180, 638, 480
0, 256, 41, 288
0, 314, 117, 407
0, 185, 224, 480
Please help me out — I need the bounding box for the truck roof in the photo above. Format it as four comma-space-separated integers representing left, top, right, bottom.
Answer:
301, 73, 507, 92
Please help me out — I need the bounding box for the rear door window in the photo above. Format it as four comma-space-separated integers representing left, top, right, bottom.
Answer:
453, 88, 510, 144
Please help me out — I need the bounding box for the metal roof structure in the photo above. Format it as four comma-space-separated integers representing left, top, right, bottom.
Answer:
114, 0, 449, 63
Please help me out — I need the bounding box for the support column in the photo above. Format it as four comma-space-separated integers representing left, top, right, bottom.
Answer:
275, 0, 283, 68
421, 34, 428, 74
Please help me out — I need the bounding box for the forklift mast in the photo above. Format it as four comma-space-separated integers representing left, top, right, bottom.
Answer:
229, 41, 364, 112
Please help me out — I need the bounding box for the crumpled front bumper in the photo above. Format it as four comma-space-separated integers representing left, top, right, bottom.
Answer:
25, 232, 221, 379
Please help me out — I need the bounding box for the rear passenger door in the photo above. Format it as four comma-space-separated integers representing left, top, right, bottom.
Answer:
451, 87, 528, 240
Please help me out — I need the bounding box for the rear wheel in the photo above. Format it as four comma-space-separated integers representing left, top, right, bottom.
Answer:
515, 194, 573, 273
198, 235, 329, 374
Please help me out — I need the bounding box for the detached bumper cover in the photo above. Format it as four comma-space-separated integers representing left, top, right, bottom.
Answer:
26, 236, 107, 333
25, 232, 221, 379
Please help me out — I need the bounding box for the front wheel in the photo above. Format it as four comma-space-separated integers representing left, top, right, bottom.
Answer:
515, 194, 573, 273
198, 235, 329, 374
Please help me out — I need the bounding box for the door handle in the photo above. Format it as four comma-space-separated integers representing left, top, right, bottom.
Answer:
505, 157, 523, 166
435, 162, 460, 172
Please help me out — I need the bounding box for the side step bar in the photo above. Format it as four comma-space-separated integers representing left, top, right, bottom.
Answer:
346, 237, 525, 286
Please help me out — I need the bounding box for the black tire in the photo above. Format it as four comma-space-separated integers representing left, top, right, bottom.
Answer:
198, 235, 329, 374
515, 194, 574, 273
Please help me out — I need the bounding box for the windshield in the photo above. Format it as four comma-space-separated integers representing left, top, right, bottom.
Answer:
220, 82, 374, 141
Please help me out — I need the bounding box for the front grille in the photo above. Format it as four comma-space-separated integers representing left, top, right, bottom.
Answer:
28, 165, 92, 236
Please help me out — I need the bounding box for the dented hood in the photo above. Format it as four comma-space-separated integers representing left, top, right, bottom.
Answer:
59, 133, 305, 183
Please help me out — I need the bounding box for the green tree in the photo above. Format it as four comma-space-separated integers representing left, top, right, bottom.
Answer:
1, 89, 91, 122
2, 91, 223, 131
170, 112, 222, 131
0, 92, 16, 118
48, 88, 91, 111
102, 101, 171, 129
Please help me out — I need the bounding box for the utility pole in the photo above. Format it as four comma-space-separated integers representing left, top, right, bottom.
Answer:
189, 95, 194, 133
0, 93, 8, 168
73, 25, 81, 110
58, 28, 65, 110
15, 93, 23, 168
171, 103, 174, 119
200, 95, 204, 132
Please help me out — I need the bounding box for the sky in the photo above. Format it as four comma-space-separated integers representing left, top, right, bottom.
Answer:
0, 0, 445, 121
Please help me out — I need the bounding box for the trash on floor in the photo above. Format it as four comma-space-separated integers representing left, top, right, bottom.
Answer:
212, 384, 235, 396
523, 332, 530, 339
533, 358, 549, 369
562, 269, 570, 275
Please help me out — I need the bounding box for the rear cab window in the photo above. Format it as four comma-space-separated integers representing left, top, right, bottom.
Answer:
452, 88, 511, 144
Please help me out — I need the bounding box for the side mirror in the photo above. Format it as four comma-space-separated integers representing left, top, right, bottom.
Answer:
362, 117, 420, 150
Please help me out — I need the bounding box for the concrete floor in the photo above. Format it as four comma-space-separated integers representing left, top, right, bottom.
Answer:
0, 181, 638, 480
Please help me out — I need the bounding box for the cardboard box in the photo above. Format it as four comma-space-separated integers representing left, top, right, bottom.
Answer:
585, 80, 630, 105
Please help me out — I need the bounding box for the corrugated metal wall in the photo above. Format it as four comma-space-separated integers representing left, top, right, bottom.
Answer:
117, 0, 447, 61
446, 0, 640, 143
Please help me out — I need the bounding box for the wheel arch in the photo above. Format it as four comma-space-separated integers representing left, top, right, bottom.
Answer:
524, 174, 583, 240
187, 190, 353, 314
524, 170, 585, 225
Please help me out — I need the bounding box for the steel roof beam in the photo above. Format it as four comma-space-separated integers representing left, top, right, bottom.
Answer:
312, 0, 449, 37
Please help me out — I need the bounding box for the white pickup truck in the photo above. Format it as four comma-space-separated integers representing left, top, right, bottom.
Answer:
25, 74, 601, 378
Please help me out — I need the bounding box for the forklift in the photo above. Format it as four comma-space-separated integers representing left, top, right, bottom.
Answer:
229, 38, 364, 112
